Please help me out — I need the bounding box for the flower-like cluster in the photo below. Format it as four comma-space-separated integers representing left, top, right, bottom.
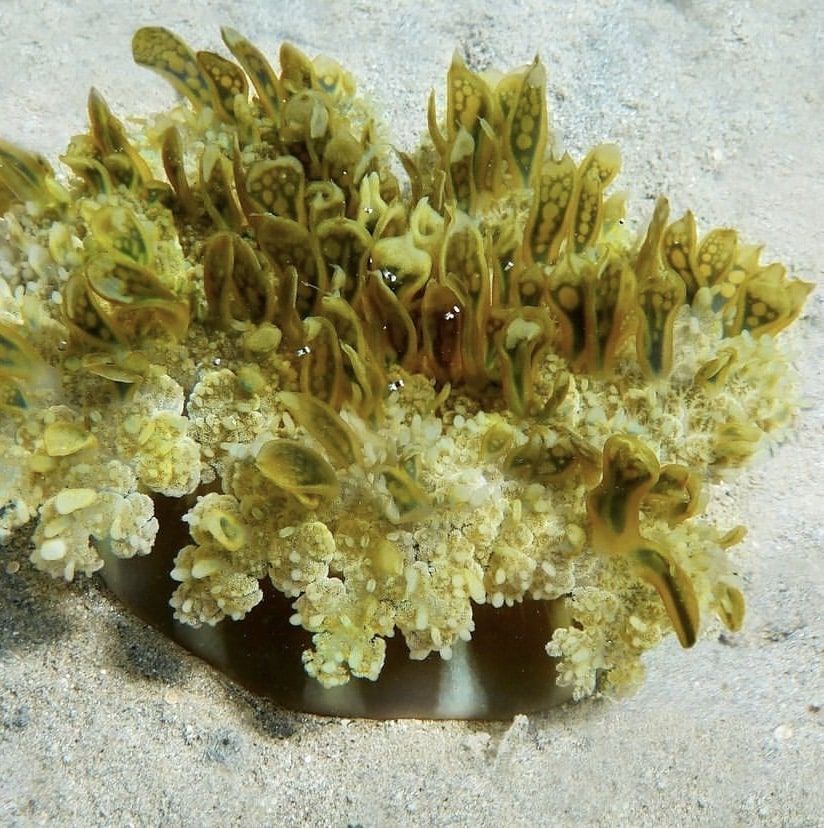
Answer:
0, 27, 812, 699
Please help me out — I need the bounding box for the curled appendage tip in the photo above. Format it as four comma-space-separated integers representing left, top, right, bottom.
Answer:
586, 434, 660, 556
256, 439, 339, 509
0, 138, 67, 210
630, 545, 699, 648
132, 27, 212, 110
587, 436, 701, 646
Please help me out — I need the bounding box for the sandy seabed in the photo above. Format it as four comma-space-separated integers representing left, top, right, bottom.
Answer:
0, 1, 822, 825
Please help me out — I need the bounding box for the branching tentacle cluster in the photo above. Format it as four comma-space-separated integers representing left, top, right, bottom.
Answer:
0, 27, 811, 697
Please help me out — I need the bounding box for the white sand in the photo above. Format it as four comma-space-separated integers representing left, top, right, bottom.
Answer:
0, 1, 822, 824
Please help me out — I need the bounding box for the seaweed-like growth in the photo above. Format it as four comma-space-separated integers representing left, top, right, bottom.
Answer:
0, 28, 812, 703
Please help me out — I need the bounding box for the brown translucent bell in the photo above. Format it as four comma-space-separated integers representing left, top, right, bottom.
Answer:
100, 496, 573, 719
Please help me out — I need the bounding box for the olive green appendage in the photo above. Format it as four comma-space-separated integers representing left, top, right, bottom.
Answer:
586, 435, 701, 648
132, 26, 212, 109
